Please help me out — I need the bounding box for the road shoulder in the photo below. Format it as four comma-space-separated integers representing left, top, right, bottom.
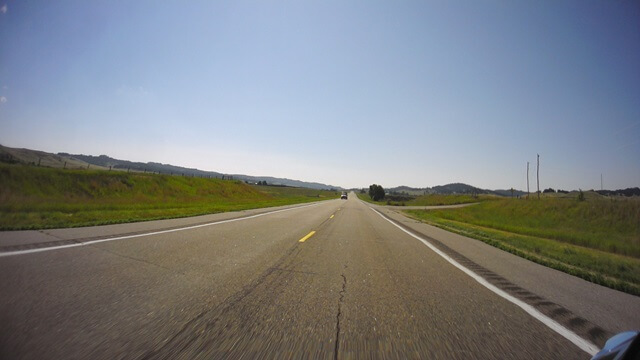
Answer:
370, 204, 640, 345
0, 201, 329, 250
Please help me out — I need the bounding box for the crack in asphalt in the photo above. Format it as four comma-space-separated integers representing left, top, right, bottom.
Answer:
39, 230, 64, 240
334, 273, 346, 360
92, 246, 176, 273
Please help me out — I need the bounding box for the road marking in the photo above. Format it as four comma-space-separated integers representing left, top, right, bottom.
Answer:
370, 207, 600, 357
330, 215, 335, 219
298, 231, 316, 243
0, 202, 324, 258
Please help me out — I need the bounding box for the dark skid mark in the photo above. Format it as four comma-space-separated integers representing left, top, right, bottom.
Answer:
139, 243, 305, 359
269, 267, 319, 276
0, 239, 80, 252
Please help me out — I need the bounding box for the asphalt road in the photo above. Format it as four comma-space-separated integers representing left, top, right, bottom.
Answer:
1, 193, 638, 359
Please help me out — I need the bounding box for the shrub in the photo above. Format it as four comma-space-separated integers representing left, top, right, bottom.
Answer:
578, 189, 585, 202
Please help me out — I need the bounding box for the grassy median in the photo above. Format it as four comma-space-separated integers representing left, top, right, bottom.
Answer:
403, 197, 640, 295
0, 164, 339, 230
356, 192, 495, 206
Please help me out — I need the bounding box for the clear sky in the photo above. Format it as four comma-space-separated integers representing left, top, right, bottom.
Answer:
1, 1, 639, 190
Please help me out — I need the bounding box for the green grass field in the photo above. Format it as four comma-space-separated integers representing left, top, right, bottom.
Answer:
0, 164, 339, 230
356, 192, 495, 206
404, 197, 640, 295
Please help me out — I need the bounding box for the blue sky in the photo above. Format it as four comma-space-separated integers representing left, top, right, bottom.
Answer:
1, 1, 639, 190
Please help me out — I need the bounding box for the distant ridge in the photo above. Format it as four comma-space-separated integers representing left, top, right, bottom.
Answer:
0, 144, 342, 190
3, 144, 637, 195
388, 184, 638, 197
388, 183, 526, 197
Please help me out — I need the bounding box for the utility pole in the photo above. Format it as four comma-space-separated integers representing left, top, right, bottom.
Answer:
601, 173, 603, 191
536, 154, 540, 199
526, 162, 530, 199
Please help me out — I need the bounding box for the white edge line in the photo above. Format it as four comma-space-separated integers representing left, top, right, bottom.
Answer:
369, 207, 600, 356
0, 202, 323, 258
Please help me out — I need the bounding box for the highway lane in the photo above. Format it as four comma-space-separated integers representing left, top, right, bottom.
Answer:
0, 193, 628, 359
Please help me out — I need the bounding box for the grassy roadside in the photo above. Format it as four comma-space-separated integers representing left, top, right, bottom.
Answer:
356, 192, 494, 206
0, 164, 339, 230
404, 197, 640, 295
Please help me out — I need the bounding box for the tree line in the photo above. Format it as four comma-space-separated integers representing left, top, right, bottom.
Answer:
369, 184, 385, 201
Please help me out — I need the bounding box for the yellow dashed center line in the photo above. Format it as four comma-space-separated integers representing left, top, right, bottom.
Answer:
298, 231, 316, 243
330, 214, 335, 219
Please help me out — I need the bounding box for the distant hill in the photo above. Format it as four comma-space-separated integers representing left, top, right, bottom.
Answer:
387, 186, 429, 196
60, 153, 224, 178
0, 144, 104, 170
388, 183, 492, 195
596, 188, 640, 197
0, 144, 342, 190
492, 189, 528, 197
232, 174, 341, 190
430, 183, 488, 195
388, 183, 528, 197
388, 183, 640, 198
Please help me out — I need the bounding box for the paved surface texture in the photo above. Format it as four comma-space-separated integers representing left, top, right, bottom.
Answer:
1, 193, 638, 359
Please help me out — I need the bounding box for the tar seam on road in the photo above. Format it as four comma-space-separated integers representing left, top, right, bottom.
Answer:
0, 202, 324, 258
369, 207, 601, 357
334, 273, 346, 360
